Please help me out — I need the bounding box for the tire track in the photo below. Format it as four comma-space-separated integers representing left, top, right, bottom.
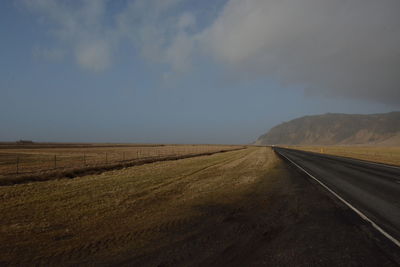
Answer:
117, 149, 252, 208
40, 150, 257, 265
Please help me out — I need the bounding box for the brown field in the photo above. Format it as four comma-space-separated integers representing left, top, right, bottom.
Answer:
0, 143, 239, 177
0, 147, 396, 266
291, 145, 400, 166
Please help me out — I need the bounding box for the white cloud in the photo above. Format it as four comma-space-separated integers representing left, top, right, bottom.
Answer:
115, 0, 193, 71
198, 0, 400, 105
166, 33, 194, 72
22, 0, 195, 73
21, 0, 114, 71
76, 40, 111, 72
21, 0, 400, 105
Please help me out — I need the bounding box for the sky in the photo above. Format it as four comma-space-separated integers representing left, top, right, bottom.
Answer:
0, 0, 399, 144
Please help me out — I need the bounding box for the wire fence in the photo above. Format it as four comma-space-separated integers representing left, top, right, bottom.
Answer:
0, 145, 240, 176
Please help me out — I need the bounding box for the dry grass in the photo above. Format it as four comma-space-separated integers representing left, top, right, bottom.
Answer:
0, 143, 240, 176
0, 147, 396, 266
0, 147, 274, 265
291, 145, 400, 166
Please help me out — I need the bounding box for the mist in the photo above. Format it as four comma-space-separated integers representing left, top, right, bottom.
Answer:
199, 0, 400, 105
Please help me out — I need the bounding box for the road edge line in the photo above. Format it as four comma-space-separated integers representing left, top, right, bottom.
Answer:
275, 149, 400, 249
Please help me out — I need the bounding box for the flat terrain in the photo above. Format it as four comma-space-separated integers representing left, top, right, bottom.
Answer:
0, 147, 397, 266
0, 143, 238, 176
292, 145, 400, 166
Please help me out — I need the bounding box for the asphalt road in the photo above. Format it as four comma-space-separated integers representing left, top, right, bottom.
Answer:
274, 147, 400, 246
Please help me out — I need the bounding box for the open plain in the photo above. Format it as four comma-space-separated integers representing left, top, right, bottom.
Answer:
0, 147, 397, 266
0, 143, 238, 181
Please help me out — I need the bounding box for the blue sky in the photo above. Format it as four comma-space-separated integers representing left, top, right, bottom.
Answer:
1, 0, 399, 144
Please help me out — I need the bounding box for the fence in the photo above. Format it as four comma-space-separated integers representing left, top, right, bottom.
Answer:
0, 145, 239, 176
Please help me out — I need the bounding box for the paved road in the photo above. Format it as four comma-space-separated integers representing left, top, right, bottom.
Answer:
274, 147, 400, 246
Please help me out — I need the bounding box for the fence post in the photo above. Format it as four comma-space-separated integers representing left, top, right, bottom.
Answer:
106, 152, 108, 164
54, 155, 57, 169
16, 155, 19, 175
83, 153, 86, 165
123, 152, 125, 161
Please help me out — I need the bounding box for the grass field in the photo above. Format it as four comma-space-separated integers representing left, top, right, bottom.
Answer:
0, 143, 239, 177
0, 146, 395, 266
291, 145, 400, 166
0, 147, 273, 265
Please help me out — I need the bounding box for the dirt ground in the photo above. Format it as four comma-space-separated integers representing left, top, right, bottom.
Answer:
0, 147, 397, 266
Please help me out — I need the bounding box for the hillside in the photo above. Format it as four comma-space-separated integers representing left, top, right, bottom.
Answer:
255, 112, 400, 146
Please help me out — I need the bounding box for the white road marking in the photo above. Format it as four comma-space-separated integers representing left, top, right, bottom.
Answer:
276, 150, 400, 249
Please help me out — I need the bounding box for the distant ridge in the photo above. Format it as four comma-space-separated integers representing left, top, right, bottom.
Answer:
255, 112, 400, 146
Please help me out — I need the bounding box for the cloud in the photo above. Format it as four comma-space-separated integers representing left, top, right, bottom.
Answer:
198, 0, 400, 105
165, 32, 194, 72
22, 0, 193, 72
76, 40, 111, 72
116, 0, 194, 71
178, 12, 196, 31
21, 0, 115, 71
21, 0, 400, 105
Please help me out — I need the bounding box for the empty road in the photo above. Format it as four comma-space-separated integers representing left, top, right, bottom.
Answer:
274, 147, 400, 247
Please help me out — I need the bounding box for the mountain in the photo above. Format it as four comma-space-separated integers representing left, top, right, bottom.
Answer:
255, 112, 400, 146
